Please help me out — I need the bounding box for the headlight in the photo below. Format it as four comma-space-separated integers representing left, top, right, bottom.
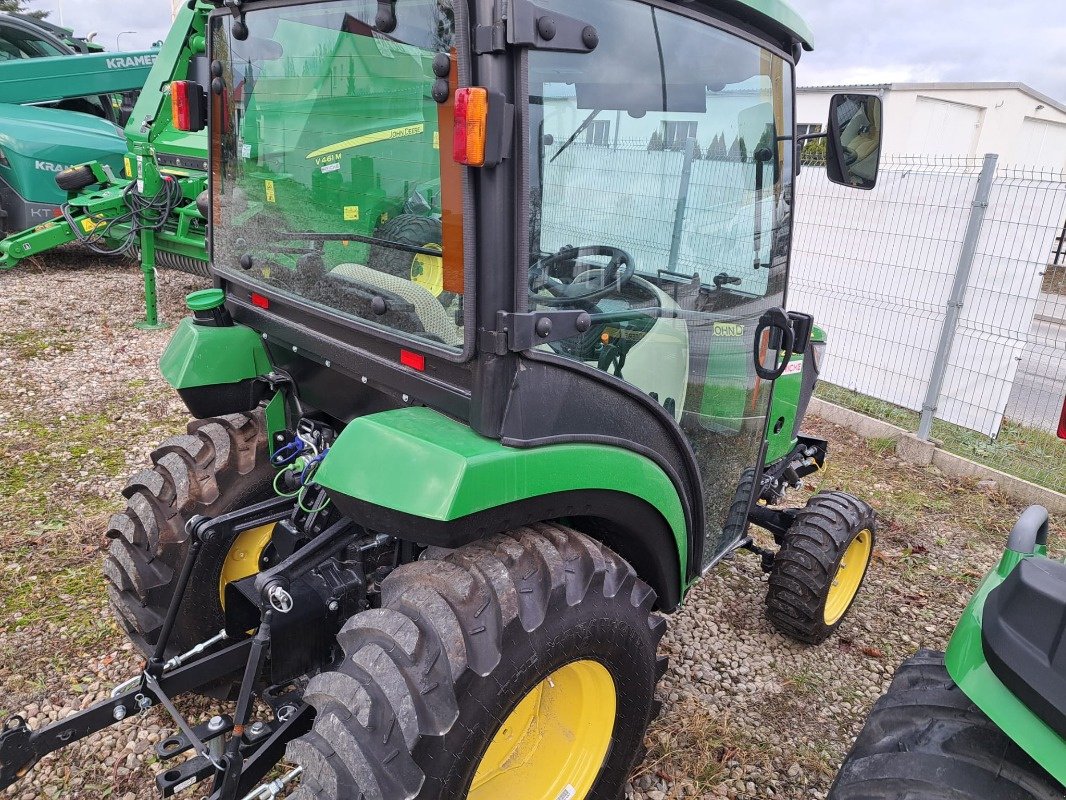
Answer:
809, 340, 826, 375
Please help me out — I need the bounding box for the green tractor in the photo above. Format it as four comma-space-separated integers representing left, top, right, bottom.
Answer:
0, 1, 888, 797
831, 504, 1066, 800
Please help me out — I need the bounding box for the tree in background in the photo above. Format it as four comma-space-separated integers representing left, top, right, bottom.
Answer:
0, 0, 50, 19
647, 130, 664, 152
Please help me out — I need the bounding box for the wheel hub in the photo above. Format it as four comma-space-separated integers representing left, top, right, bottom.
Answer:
469, 659, 616, 800
824, 528, 873, 625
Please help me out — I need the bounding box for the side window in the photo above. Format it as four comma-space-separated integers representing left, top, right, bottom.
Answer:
585, 119, 611, 147
663, 121, 698, 150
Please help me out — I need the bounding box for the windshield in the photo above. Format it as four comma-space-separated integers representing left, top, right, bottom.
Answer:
527, 1, 795, 568
211, 0, 466, 350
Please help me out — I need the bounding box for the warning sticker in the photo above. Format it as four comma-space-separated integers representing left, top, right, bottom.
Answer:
433, 131, 440, 150
555, 786, 577, 800
343, 206, 360, 221
264, 180, 276, 203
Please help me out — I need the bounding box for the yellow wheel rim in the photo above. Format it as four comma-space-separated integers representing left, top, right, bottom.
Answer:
824, 529, 873, 625
469, 660, 616, 800
219, 523, 275, 607
410, 242, 444, 297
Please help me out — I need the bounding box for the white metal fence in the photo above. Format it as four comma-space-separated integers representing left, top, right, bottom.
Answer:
791, 154, 1066, 490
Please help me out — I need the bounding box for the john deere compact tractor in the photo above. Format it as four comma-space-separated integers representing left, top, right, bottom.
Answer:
0, 1, 887, 797
831, 505, 1066, 800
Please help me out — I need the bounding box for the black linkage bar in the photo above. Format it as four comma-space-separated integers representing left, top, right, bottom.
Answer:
214, 613, 274, 799
147, 516, 207, 675
0, 640, 253, 790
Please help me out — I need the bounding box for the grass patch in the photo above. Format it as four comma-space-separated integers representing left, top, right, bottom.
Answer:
1043, 264, 1066, 297
3, 329, 75, 360
817, 383, 1066, 493
0, 403, 170, 638
638, 698, 751, 792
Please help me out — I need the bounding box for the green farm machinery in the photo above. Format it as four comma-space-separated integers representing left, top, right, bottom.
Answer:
831, 504, 1066, 800
0, 4, 212, 327
0, 13, 156, 236
0, 1, 890, 797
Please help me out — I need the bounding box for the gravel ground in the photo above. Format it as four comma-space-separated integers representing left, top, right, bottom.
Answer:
0, 247, 1059, 800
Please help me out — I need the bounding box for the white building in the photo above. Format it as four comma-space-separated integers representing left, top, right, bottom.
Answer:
797, 82, 1066, 169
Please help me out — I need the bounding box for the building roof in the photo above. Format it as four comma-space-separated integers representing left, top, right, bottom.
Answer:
797, 82, 1066, 116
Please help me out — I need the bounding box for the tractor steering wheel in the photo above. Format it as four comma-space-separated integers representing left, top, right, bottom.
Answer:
529, 245, 637, 307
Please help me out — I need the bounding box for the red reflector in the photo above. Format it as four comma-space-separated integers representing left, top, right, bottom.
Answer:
250, 292, 270, 309
400, 350, 425, 372
1058, 396, 1066, 440
52, 208, 62, 217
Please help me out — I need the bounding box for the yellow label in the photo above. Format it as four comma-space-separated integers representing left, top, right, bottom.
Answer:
123, 157, 133, 178
264, 180, 276, 203
80, 217, 103, 233
306, 124, 425, 160
713, 323, 745, 338
433, 131, 440, 150
343, 206, 360, 221
380, 212, 389, 224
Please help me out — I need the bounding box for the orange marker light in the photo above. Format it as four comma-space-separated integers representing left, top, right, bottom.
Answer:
453, 87, 488, 167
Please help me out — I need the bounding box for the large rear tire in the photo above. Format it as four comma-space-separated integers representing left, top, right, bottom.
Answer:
285, 523, 666, 800
829, 649, 1063, 799
104, 411, 275, 659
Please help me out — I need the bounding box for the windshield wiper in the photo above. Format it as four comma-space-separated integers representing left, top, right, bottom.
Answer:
278, 232, 439, 257
549, 108, 603, 164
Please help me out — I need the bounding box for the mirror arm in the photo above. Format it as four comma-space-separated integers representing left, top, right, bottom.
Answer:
795, 133, 827, 143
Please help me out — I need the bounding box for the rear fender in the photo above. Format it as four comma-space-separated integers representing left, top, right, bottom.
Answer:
315, 406, 688, 610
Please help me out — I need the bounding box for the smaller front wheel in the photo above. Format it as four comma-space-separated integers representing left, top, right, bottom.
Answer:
766, 491, 876, 644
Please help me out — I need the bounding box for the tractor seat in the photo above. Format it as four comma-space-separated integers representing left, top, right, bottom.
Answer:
982, 556, 1066, 740
332, 263, 462, 347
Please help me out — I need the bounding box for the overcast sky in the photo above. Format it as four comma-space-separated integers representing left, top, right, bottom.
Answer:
22, 0, 1066, 103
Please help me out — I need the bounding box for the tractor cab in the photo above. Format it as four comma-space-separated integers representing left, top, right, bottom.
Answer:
0, 2, 889, 799
206, 0, 881, 576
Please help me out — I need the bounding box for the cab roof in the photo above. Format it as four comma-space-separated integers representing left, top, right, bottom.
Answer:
702, 0, 815, 52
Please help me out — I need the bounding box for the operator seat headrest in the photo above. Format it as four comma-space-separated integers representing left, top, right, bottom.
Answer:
332, 263, 461, 347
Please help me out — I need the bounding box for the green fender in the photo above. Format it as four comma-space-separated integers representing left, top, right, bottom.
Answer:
945, 535, 1066, 786
315, 407, 689, 591
159, 311, 282, 440
159, 316, 272, 390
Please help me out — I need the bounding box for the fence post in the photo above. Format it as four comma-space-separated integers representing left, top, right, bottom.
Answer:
917, 152, 999, 440
668, 136, 696, 272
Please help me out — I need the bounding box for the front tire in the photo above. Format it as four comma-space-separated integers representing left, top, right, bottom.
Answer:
286, 524, 667, 800
830, 649, 1063, 799
766, 491, 876, 644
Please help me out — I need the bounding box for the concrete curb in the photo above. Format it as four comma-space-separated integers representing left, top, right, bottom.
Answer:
809, 397, 1066, 514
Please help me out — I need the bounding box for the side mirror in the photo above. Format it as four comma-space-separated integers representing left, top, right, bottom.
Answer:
826, 93, 882, 190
